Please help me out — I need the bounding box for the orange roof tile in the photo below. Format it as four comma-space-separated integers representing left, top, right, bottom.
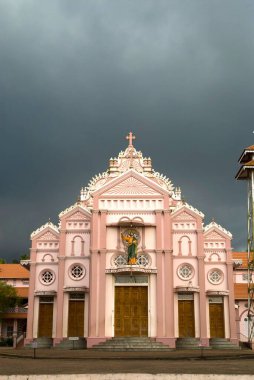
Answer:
15, 287, 29, 298
246, 145, 254, 150
232, 251, 248, 268
0, 264, 30, 279
234, 283, 248, 299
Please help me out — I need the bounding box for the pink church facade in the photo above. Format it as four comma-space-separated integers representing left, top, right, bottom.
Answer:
25, 134, 238, 348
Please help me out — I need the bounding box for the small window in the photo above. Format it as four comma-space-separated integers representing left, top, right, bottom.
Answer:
69, 264, 86, 280
40, 270, 55, 285
177, 264, 194, 281
208, 269, 223, 285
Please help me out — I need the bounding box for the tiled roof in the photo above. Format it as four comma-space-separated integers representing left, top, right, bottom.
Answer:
246, 145, 254, 150
0, 264, 30, 279
232, 252, 248, 268
234, 283, 248, 299
15, 287, 29, 298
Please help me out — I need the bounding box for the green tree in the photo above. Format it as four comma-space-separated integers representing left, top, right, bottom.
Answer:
20, 254, 29, 260
0, 281, 18, 312
0, 258, 6, 264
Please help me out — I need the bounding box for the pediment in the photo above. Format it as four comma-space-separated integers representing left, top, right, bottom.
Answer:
31, 221, 59, 239
173, 211, 196, 221
59, 204, 91, 220
171, 203, 204, 220
204, 221, 232, 239
95, 170, 168, 197
38, 231, 59, 241
205, 231, 224, 240
103, 176, 162, 196
67, 211, 89, 221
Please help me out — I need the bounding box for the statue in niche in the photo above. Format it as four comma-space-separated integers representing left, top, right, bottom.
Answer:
121, 229, 139, 265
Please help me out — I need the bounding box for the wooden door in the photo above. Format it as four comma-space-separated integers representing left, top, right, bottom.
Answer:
38, 303, 53, 337
115, 286, 148, 337
178, 300, 195, 337
209, 303, 225, 338
68, 300, 84, 337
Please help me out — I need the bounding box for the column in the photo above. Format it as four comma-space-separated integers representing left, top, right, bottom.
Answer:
25, 243, 37, 344
54, 222, 67, 345
164, 210, 175, 347
98, 211, 107, 337
226, 249, 238, 345
197, 228, 209, 346
87, 210, 107, 347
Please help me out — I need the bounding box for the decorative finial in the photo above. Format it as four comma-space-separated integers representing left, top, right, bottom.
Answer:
76, 195, 81, 204
126, 131, 136, 147
48, 218, 51, 223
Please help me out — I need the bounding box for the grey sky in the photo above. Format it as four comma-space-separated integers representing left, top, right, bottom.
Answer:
0, 0, 253, 260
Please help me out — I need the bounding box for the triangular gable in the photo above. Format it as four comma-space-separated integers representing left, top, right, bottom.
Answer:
171, 203, 204, 221
67, 210, 90, 221
204, 231, 225, 240
59, 204, 91, 220
37, 231, 59, 241
204, 221, 232, 239
173, 210, 196, 221
94, 170, 168, 197
31, 222, 59, 240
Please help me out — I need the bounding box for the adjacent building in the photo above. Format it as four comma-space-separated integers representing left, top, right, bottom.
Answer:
0, 264, 29, 345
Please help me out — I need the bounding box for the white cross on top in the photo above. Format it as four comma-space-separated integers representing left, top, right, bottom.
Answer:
126, 132, 136, 146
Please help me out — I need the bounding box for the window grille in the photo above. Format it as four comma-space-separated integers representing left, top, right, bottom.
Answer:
40, 270, 54, 285
39, 296, 54, 303
177, 264, 194, 280
208, 269, 223, 284
114, 255, 127, 267
137, 254, 149, 267
69, 292, 85, 300
208, 296, 223, 303
178, 293, 194, 300
70, 264, 85, 280
115, 275, 148, 283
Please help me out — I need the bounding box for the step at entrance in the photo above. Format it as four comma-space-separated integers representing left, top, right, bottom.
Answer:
91, 337, 173, 351
176, 338, 204, 350
209, 338, 239, 350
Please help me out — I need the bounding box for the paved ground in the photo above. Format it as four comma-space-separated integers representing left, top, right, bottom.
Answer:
1, 347, 254, 375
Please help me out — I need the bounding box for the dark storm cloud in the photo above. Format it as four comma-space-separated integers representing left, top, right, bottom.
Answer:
0, 0, 253, 260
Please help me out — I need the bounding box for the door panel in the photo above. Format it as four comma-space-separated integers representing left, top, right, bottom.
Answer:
38, 303, 53, 338
178, 300, 195, 337
209, 303, 225, 338
115, 286, 148, 337
68, 300, 84, 337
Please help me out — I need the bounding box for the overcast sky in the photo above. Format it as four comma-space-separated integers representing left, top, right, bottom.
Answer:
0, 0, 253, 261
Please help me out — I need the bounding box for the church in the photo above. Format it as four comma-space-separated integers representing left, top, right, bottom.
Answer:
25, 133, 238, 348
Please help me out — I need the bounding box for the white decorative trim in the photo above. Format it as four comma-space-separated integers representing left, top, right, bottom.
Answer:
59, 204, 91, 218
79, 143, 177, 204
31, 221, 59, 238
105, 266, 157, 274
171, 202, 204, 218
204, 221, 232, 238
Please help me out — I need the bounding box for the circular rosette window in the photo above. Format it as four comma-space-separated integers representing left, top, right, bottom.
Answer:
177, 263, 194, 281
208, 268, 224, 285
40, 269, 55, 285
137, 254, 150, 267
69, 264, 86, 281
112, 254, 128, 267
